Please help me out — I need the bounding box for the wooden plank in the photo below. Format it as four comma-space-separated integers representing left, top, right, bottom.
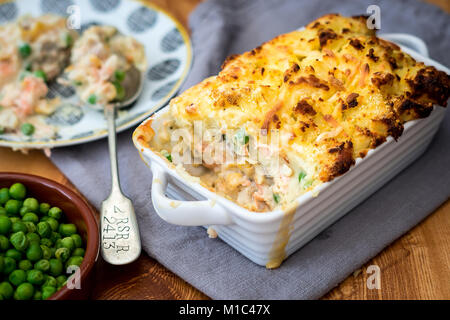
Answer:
0, 0, 448, 300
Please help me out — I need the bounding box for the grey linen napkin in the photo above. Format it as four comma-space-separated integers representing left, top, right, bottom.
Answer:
52, 0, 450, 299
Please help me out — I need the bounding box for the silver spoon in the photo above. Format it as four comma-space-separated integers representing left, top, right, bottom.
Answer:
100, 66, 143, 265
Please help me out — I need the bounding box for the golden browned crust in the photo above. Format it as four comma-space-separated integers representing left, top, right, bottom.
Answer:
322, 141, 355, 181
407, 66, 450, 106
165, 14, 450, 185
132, 118, 154, 150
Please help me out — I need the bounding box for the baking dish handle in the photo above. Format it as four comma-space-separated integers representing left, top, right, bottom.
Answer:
380, 33, 429, 57
150, 162, 233, 226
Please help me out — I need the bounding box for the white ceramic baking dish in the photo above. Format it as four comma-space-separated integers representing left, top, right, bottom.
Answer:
133, 33, 449, 267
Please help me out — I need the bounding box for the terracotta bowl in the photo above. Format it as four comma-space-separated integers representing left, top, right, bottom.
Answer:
0, 172, 99, 300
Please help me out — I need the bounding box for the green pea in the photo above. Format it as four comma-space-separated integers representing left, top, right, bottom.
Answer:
50, 232, 61, 244
40, 245, 52, 260
11, 221, 27, 233
0, 215, 11, 234
10, 231, 28, 251
49, 231, 61, 243
33, 290, 42, 300
19, 206, 28, 216
34, 259, 50, 272
114, 70, 126, 82
40, 237, 53, 247
65, 33, 73, 47
33, 70, 47, 81
5, 199, 21, 215
0, 235, 9, 250
18, 43, 32, 58
59, 223, 77, 237
298, 171, 307, 182
18, 259, 33, 271
37, 221, 52, 238
71, 234, 83, 248
8, 269, 26, 286
56, 275, 67, 286
5, 248, 22, 261
26, 242, 43, 261
9, 183, 26, 200
273, 193, 280, 204
0, 188, 10, 205
46, 217, 59, 232
20, 123, 35, 136
55, 239, 62, 249
9, 217, 20, 224
27, 269, 45, 285
0, 207, 7, 216
42, 286, 56, 300
55, 247, 70, 262
161, 150, 172, 162
23, 198, 39, 213
24, 221, 36, 233
14, 282, 34, 300
61, 237, 75, 252
0, 256, 3, 273
39, 203, 50, 215
0, 281, 14, 299
113, 81, 125, 100
3, 257, 16, 274
26, 232, 40, 245
43, 275, 57, 288
48, 207, 62, 220
87, 94, 97, 104
72, 248, 85, 257
49, 259, 63, 276
22, 212, 39, 224
66, 256, 83, 269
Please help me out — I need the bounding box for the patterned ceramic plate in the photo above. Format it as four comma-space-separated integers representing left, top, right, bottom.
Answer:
0, 0, 192, 149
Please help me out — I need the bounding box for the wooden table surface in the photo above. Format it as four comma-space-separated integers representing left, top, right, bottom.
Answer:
0, 0, 449, 300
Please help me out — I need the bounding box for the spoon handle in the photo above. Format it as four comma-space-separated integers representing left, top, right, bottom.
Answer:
105, 105, 121, 193
100, 105, 141, 265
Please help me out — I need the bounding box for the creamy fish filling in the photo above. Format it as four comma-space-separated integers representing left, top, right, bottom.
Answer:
152, 119, 317, 212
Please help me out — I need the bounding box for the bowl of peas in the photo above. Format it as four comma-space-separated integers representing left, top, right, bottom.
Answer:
0, 173, 99, 300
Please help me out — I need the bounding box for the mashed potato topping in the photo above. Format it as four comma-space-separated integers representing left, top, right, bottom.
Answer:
134, 14, 449, 212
